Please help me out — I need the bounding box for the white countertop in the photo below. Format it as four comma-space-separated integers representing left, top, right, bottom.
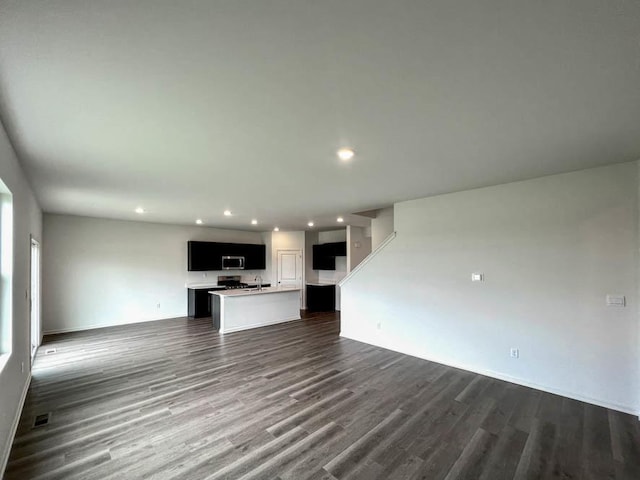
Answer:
187, 282, 270, 289
306, 282, 336, 287
209, 286, 300, 297
186, 282, 224, 289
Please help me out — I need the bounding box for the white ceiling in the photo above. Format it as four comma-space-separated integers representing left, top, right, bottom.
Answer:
0, 0, 639, 230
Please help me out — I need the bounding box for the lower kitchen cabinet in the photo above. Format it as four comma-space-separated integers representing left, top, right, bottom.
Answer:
188, 288, 224, 318
306, 284, 336, 312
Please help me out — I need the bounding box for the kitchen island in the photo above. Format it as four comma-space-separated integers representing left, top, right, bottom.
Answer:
209, 287, 301, 333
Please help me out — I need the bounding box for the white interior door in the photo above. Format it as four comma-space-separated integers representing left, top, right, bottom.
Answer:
30, 237, 41, 362
277, 249, 303, 308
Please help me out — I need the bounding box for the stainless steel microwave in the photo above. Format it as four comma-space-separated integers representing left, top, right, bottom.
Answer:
222, 256, 245, 270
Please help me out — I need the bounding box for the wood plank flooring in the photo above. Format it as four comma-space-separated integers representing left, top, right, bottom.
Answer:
5, 312, 640, 479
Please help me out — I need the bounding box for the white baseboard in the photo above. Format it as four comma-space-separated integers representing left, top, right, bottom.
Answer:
1, 372, 32, 477
340, 331, 639, 417
43, 314, 183, 335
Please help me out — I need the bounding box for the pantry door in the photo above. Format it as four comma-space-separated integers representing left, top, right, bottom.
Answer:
277, 249, 303, 308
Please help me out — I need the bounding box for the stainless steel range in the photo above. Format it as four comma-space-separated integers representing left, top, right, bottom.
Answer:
217, 275, 249, 290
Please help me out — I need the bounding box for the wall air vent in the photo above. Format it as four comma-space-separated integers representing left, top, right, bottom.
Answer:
33, 413, 50, 428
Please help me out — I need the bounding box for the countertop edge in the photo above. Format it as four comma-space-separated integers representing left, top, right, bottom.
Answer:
209, 287, 300, 297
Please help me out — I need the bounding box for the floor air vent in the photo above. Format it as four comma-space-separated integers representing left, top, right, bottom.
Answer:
33, 413, 50, 428
44, 348, 57, 355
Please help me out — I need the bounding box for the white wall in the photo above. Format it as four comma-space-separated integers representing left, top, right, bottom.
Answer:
341, 162, 639, 414
318, 257, 347, 310
318, 257, 347, 285
304, 231, 319, 290
0, 120, 42, 473
318, 229, 346, 243
344, 225, 371, 310
304, 232, 318, 282
262, 231, 274, 285
270, 230, 306, 307
347, 225, 372, 272
371, 207, 394, 250
42, 214, 267, 333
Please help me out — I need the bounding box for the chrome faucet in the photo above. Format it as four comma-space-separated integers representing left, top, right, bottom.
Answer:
254, 275, 263, 291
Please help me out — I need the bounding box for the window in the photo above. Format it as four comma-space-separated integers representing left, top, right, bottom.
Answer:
0, 178, 13, 367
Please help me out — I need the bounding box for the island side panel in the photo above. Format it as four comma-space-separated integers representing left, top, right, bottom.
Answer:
211, 294, 221, 330
220, 290, 300, 334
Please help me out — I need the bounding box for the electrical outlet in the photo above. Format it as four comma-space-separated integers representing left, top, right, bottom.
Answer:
510, 348, 519, 359
203, 272, 208, 278
21, 361, 24, 373
157, 303, 161, 309
471, 273, 484, 282
606, 295, 625, 307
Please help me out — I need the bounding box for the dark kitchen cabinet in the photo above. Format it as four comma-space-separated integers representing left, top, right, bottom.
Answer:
326, 241, 347, 256
313, 244, 335, 270
244, 244, 266, 270
188, 241, 223, 271
188, 287, 224, 318
306, 284, 336, 312
224, 242, 244, 256
188, 241, 266, 271
312, 242, 346, 270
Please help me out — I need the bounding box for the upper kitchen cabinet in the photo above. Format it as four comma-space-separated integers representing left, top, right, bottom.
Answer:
312, 244, 335, 270
326, 241, 347, 256
188, 241, 222, 270
244, 244, 266, 270
188, 241, 266, 271
312, 241, 346, 270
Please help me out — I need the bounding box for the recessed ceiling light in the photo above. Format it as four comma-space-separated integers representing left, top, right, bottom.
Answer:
196, 219, 203, 225
308, 222, 314, 227
337, 148, 355, 161
135, 207, 145, 214
274, 227, 280, 232
251, 219, 258, 225
337, 217, 344, 223
223, 210, 232, 216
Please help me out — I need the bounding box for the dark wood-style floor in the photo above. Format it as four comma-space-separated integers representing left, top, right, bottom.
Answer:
5, 312, 640, 480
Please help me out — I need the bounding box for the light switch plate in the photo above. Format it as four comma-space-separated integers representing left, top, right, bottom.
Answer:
471, 273, 484, 282
606, 295, 625, 307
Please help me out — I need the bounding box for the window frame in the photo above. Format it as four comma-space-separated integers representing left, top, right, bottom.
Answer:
0, 180, 13, 372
